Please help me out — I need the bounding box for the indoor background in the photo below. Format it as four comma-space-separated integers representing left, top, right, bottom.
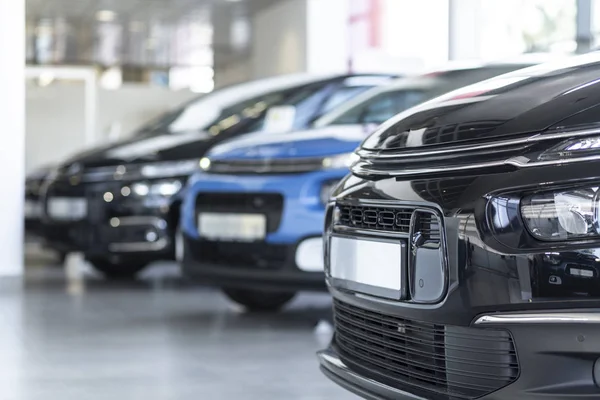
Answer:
0, 0, 597, 399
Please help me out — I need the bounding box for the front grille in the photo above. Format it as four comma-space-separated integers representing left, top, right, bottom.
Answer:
337, 203, 440, 239
352, 131, 570, 178
333, 300, 519, 399
196, 193, 284, 233
209, 157, 325, 175
189, 241, 288, 269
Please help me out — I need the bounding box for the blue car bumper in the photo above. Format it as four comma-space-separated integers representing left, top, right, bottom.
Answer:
180, 168, 347, 291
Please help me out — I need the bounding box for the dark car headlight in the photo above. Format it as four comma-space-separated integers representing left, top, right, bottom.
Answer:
521, 186, 600, 241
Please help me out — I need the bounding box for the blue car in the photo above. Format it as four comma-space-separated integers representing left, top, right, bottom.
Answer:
179, 61, 539, 311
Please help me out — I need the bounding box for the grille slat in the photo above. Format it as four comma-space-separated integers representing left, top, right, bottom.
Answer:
333, 300, 519, 399
336, 204, 441, 241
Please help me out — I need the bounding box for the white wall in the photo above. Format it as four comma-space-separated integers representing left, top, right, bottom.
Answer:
26, 83, 197, 173
0, 0, 25, 276
251, 0, 308, 78
306, 0, 350, 74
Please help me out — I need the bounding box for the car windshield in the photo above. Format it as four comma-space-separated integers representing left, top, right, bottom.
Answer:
319, 65, 532, 127
325, 89, 429, 126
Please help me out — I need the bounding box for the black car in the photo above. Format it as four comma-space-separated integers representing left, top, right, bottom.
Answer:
25, 165, 51, 236
40, 73, 393, 278
320, 52, 600, 399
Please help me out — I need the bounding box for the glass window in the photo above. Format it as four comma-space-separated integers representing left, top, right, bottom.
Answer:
330, 90, 426, 126
321, 86, 371, 114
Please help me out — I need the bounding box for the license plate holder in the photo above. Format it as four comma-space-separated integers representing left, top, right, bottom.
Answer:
198, 213, 267, 242
47, 197, 87, 221
329, 235, 406, 300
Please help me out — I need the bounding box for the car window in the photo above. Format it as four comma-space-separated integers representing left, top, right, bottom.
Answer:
321, 86, 371, 114
330, 90, 427, 125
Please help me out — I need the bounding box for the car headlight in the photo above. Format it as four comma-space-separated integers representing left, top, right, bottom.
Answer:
140, 159, 200, 179
538, 136, 600, 161
321, 152, 360, 169
521, 186, 600, 241
199, 157, 211, 171
130, 180, 182, 197
320, 180, 341, 205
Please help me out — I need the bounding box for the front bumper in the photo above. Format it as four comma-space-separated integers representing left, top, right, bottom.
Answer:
41, 178, 182, 259
182, 237, 326, 291
180, 169, 346, 291
320, 163, 600, 399
321, 299, 600, 399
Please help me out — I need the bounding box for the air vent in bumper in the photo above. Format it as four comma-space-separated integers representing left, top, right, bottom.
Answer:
333, 299, 519, 400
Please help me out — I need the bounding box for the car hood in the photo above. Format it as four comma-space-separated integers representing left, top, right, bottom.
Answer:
59, 131, 215, 169
208, 125, 375, 161
362, 52, 600, 151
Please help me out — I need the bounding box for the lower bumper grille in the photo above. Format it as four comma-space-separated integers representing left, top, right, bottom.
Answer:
333, 299, 519, 399
189, 241, 289, 270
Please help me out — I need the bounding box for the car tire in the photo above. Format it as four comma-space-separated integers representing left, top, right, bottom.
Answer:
88, 258, 148, 280
222, 288, 296, 312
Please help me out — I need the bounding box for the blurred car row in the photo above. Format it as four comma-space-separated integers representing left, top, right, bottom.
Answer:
28, 59, 538, 307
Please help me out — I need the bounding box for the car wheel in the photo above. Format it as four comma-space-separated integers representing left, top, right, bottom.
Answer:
88, 258, 148, 280
222, 288, 296, 312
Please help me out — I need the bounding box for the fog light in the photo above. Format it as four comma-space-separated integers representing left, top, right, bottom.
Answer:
521, 186, 600, 241
295, 237, 324, 272
145, 231, 158, 242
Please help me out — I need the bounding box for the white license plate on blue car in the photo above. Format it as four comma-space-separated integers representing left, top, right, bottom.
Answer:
198, 213, 266, 241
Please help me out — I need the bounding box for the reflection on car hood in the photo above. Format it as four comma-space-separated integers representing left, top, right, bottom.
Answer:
362, 52, 600, 151
59, 131, 213, 169
208, 125, 375, 160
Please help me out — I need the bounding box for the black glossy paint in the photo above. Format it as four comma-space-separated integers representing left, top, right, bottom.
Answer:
323, 53, 600, 399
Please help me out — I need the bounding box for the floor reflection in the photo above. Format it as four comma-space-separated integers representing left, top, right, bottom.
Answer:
12, 246, 344, 400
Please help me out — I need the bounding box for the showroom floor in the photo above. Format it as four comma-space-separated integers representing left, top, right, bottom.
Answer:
4, 249, 351, 400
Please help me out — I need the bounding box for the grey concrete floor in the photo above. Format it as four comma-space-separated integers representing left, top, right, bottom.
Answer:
7, 249, 353, 400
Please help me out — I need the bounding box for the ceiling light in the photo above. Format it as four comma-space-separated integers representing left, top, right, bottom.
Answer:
96, 10, 117, 22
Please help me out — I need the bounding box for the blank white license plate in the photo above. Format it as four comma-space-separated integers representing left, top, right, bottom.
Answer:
330, 236, 405, 299
198, 213, 266, 241
47, 197, 87, 220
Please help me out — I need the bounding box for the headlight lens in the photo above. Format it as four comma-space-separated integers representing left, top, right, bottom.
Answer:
140, 159, 200, 178
521, 186, 600, 241
199, 157, 211, 171
320, 180, 341, 205
321, 152, 360, 169
539, 136, 600, 161
131, 180, 182, 197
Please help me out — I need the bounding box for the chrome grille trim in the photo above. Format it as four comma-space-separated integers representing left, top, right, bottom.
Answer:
357, 127, 600, 160
352, 127, 600, 177
208, 157, 326, 175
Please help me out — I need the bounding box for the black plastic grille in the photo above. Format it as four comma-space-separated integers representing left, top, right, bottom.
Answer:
333, 300, 519, 399
188, 241, 288, 270
337, 204, 440, 240
415, 214, 441, 242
